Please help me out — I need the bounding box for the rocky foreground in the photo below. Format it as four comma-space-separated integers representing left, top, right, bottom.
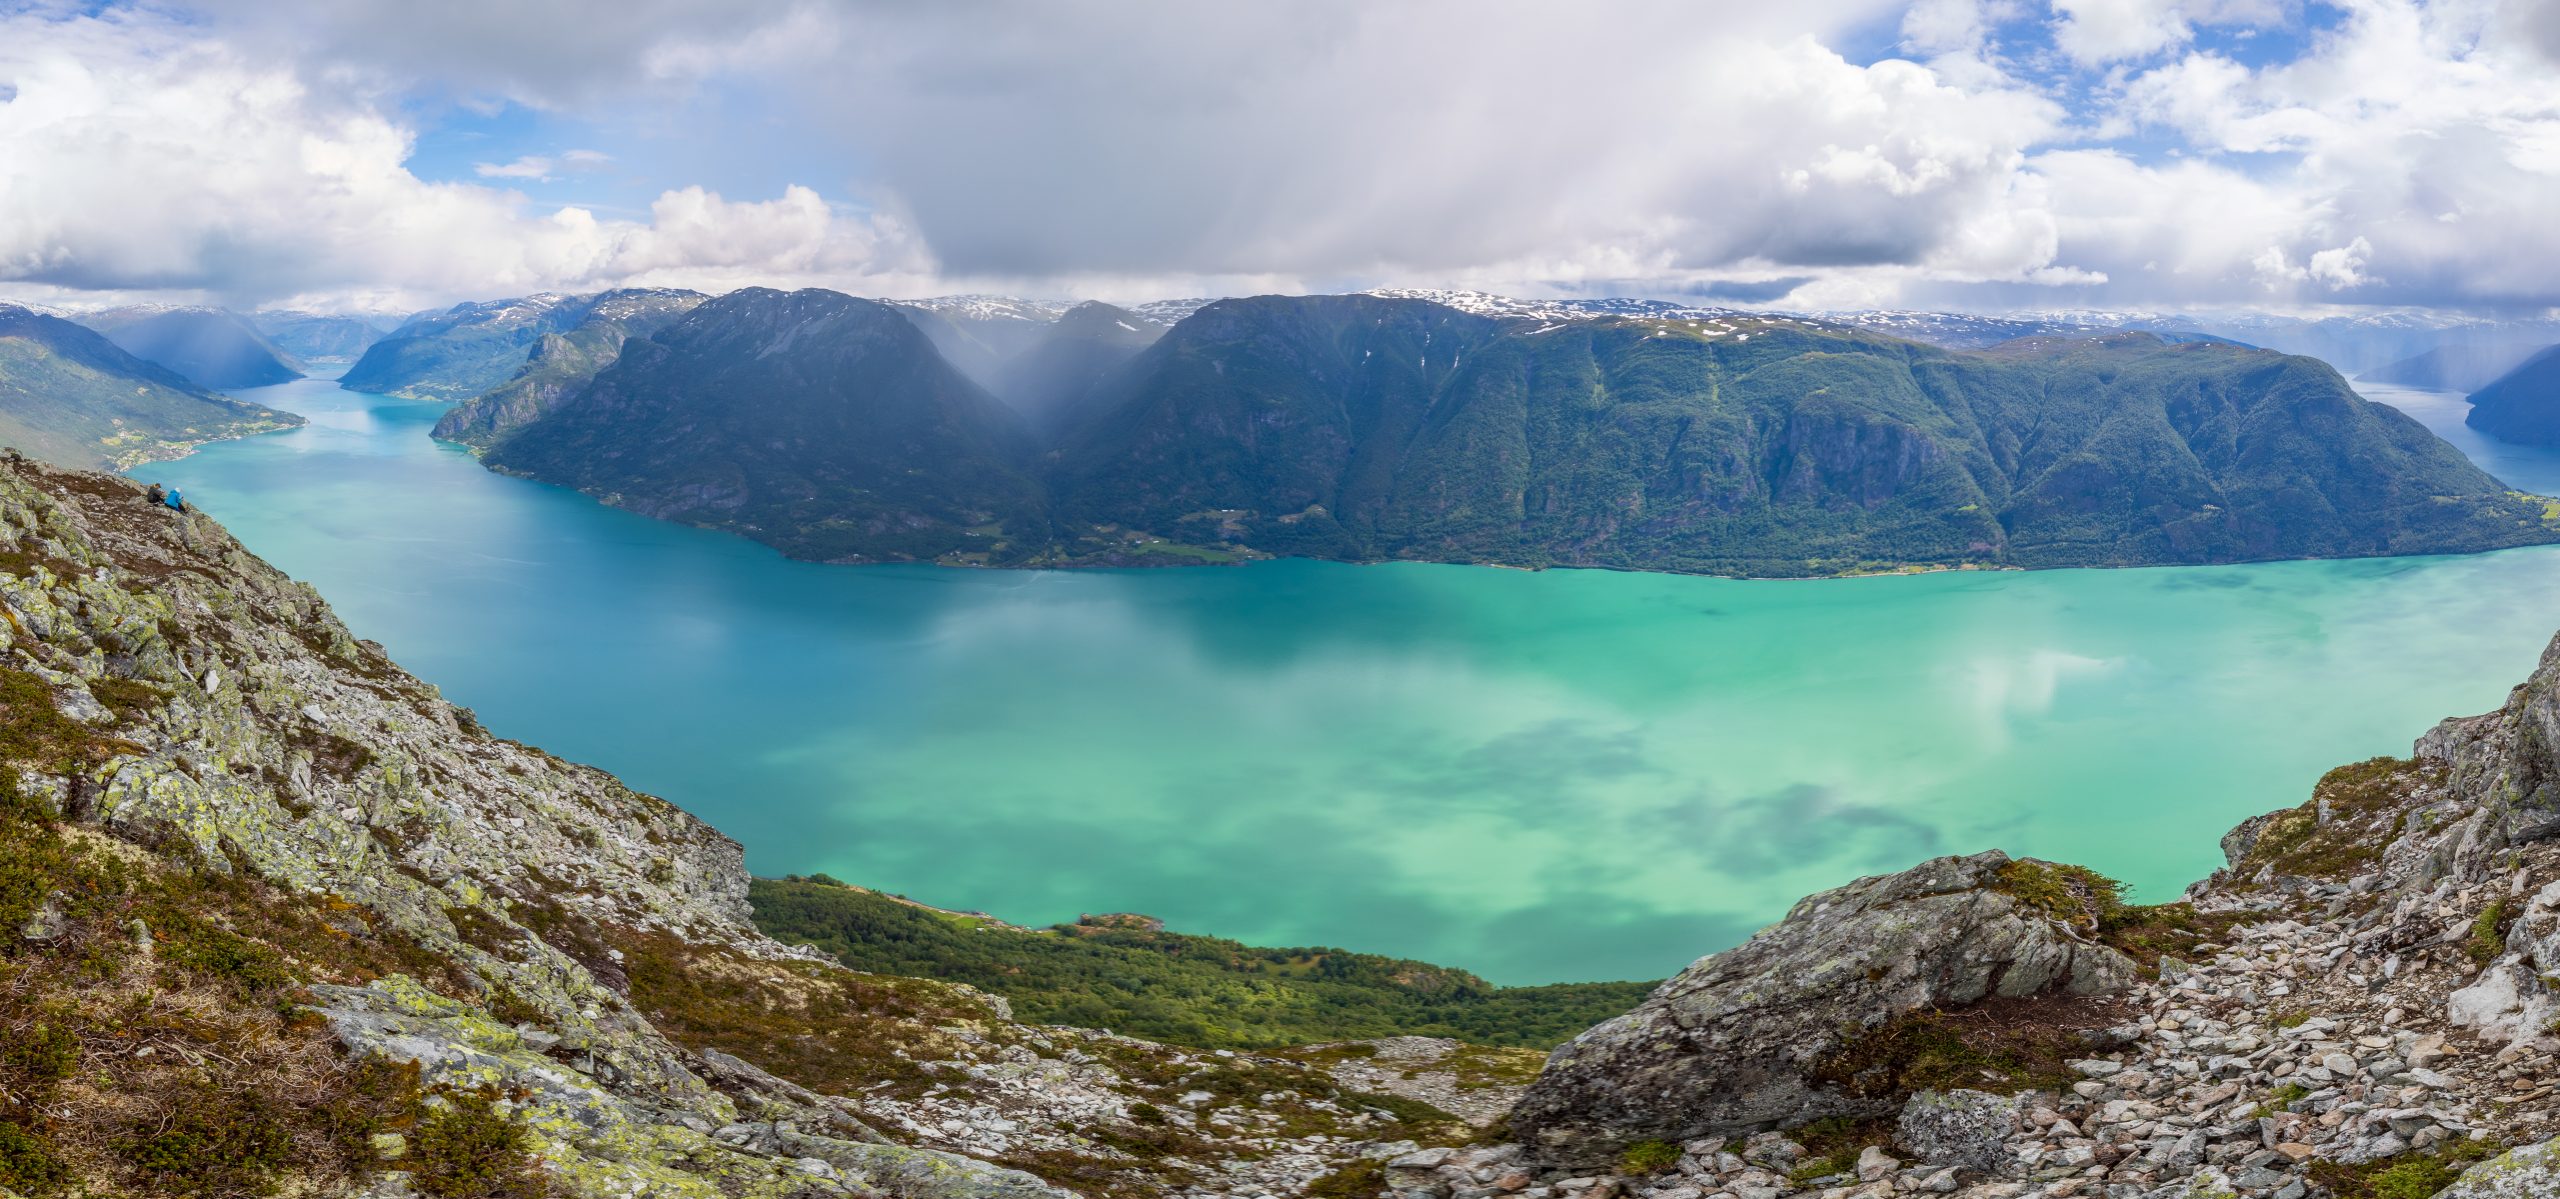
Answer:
9, 449, 2560, 1199
1375, 655, 2560, 1198
0, 459, 1466, 1199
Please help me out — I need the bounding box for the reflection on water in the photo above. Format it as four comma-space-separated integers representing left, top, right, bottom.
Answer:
131, 377, 2560, 983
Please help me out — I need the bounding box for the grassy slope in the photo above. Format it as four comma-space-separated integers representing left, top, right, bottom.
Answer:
0, 308, 302, 469
750, 877, 1655, 1051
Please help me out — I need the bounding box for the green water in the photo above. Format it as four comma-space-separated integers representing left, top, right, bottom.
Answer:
137, 377, 2560, 985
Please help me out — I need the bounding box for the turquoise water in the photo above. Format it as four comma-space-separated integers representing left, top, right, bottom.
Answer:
137, 377, 2560, 985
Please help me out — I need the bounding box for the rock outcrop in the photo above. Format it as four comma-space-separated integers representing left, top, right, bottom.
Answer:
1509, 851, 2136, 1161
1403, 638, 2560, 1199
0, 459, 1452, 1198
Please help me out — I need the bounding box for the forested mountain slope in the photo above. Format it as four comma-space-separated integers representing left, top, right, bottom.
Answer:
445, 291, 2560, 576
0, 304, 302, 467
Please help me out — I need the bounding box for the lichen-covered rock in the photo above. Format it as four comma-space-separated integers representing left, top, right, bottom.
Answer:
1893, 1089, 2023, 1179
0, 458, 1421, 1198
2438, 1136, 2560, 1198
1507, 850, 2134, 1162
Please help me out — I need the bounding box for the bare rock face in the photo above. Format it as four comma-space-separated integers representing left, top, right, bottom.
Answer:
1506, 850, 2134, 1162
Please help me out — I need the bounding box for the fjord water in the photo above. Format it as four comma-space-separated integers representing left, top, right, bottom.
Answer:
143, 376, 2560, 985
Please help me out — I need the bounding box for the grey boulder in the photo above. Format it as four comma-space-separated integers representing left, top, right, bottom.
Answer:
1895, 1089, 2025, 1178
1507, 850, 2133, 1163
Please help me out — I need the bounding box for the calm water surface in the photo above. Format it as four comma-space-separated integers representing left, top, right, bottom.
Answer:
137, 377, 2560, 984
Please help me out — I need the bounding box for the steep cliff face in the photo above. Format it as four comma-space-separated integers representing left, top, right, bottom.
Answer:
0, 459, 1458, 1199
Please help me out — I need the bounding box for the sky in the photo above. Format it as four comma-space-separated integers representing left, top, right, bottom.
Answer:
2, 0, 2559, 315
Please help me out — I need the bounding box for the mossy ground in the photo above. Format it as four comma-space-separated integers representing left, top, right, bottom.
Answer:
1812, 995, 2123, 1104
2306, 1136, 2501, 1199
2235, 757, 2431, 883
1990, 858, 2124, 932
0, 650, 527, 1197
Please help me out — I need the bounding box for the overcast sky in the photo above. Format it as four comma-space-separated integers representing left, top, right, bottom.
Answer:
4, 0, 2558, 314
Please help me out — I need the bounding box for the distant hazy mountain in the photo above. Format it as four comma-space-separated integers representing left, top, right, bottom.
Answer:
2010, 310, 2560, 376
2466, 347, 2560, 447
2362, 342, 2553, 392
988, 301, 1164, 432
0, 305, 302, 467
249, 310, 393, 362
72, 306, 304, 390
452, 288, 2557, 574
888, 295, 1070, 393
483, 288, 1044, 563
431, 290, 708, 449
341, 289, 703, 401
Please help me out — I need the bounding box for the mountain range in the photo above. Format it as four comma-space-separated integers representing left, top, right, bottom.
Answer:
0, 304, 303, 467
340, 289, 709, 400
411, 288, 2560, 576
248, 309, 395, 361
71, 305, 306, 390
2360, 342, 2554, 392
430, 289, 708, 448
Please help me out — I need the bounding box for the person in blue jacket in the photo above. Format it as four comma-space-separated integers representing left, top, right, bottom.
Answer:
162, 487, 185, 514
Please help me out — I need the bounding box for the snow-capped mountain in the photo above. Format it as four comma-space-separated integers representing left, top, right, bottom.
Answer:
1128, 298, 1219, 324
890, 295, 1074, 324
1362, 288, 1761, 323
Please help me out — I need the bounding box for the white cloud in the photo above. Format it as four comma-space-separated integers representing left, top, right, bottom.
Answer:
0, 8, 931, 307
3, 0, 2558, 313
2052, 0, 2195, 64
474, 155, 554, 180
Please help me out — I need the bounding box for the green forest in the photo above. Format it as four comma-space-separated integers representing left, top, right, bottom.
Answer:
748, 877, 1656, 1051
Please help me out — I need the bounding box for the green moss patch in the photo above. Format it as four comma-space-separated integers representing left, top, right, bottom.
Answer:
1990, 859, 2124, 932
2308, 1137, 2501, 1199
1813, 995, 2122, 1103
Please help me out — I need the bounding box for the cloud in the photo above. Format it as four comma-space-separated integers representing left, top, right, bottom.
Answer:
473, 155, 555, 180
2052, 0, 2195, 63
0, 7, 930, 307
471, 149, 614, 183
4, 0, 2560, 312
